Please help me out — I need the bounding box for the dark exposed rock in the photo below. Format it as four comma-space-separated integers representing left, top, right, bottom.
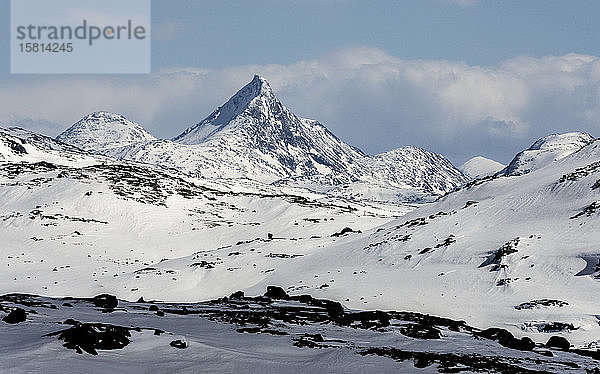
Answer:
463, 200, 479, 208
480, 238, 520, 268
540, 322, 578, 333
2, 307, 26, 324
45, 321, 134, 355
148, 305, 159, 312
558, 161, 600, 183
340, 310, 390, 330
359, 347, 546, 373
230, 291, 245, 299
265, 253, 303, 259
264, 286, 288, 300
434, 234, 456, 248
293, 333, 329, 348
190, 261, 215, 269
496, 278, 513, 286
514, 299, 568, 310
571, 201, 600, 219
419, 247, 433, 255
546, 336, 571, 350
401, 217, 427, 227
170, 339, 188, 349
475, 327, 535, 351
4, 138, 27, 154
399, 323, 441, 339
91, 294, 118, 309
331, 227, 362, 237
237, 327, 288, 335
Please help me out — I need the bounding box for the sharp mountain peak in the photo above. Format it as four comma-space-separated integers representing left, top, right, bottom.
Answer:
172, 75, 285, 144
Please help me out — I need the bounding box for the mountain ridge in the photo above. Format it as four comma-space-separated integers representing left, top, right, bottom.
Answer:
55, 76, 469, 202
57, 111, 156, 152
502, 131, 595, 176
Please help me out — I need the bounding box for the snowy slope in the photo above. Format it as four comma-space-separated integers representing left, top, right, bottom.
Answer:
460, 156, 505, 178
0, 128, 402, 304
56, 112, 156, 152
57, 76, 469, 202
267, 137, 600, 346
0, 127, 103, 166
4, 126, 600, 350
502, 132, 595, 176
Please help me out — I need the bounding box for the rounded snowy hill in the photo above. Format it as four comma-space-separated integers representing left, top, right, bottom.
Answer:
57, 111, 156, 152
460, 156, 505, 178
503, 132, 595, 176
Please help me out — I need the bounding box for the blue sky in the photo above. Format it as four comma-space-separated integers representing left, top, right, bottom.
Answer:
148, 0, 600, 69
2, 0, 600, 164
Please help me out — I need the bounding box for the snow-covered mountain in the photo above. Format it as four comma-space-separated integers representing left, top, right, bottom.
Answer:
364, 146, 468, 195
169, 75, 367, 183
3, 123, 600, 362
56, 76, 468, 202
460, 156, 505, 178
502, 132, 595, 176
57, 112, 156, 152
0, 127, 102, 166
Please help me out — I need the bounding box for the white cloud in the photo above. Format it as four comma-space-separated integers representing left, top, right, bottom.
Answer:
2, 46, 600, 164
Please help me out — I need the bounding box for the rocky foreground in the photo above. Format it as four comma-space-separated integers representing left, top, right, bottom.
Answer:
1, 287, 599, 373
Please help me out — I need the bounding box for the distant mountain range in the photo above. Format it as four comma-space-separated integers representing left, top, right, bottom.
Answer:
55, 75, 469, 203
2, 76, 600, 366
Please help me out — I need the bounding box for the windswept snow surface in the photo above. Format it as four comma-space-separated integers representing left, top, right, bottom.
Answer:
2, 291, 598, 373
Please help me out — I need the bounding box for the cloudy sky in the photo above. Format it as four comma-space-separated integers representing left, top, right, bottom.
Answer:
2, 0, 600, 164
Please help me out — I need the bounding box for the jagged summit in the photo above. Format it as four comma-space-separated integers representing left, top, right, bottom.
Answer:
166, 75, 371, 183
54, 77, 469, 201
243, 74, 275, 99
502, 131, 595, 176
173, 75, 280, 144
57, 111, 155, 152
